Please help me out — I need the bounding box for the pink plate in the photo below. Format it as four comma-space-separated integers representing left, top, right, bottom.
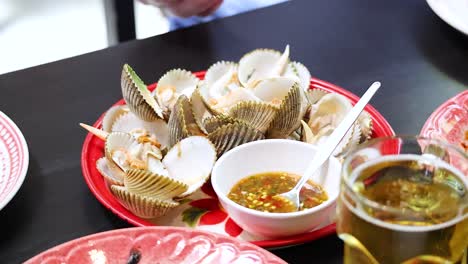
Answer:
25, 226, 287, 264
0, 111, 29, 211
420, 90, 467, 153
81, 73, 395, 248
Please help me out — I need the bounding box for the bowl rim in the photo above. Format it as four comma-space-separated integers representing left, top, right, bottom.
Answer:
211, 139, 340, 219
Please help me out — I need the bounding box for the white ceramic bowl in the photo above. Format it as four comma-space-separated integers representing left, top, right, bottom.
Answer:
211, 139, 342, 238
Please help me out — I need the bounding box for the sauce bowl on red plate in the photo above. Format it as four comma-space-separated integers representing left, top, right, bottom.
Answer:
211, 139, 341, 238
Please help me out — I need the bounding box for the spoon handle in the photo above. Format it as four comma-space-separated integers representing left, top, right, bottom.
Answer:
292, 81, 381, 192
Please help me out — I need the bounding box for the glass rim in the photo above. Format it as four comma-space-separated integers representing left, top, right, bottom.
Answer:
341, 135, 468, 230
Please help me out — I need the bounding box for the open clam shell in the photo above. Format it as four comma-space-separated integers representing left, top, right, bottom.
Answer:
111, 111, 169, 149
190, 88, 212, 134
153, 69, 199, 114
167, 95, 203, 148
121, 64, 164, 121
110, 185, 179, 219
105, 132, 142, 172
307, 89, 329, 105
102, 105, 129, 132
266, 82, 305, 138
284, 61, 311, 92
253, 77, 297, 106
197, 81, 222, 115
96, 157, 125, 186
202, 115, 243, 134
204, 61, 238, 86
162, 136, 217, 196
211, 87, 260, 114
308, 93, 353, 134
228, 101, 277, 133
238, 46, 290, 88
357, 111, 373, 142
124, 168, 188, 200
332, 124, 362, 156
208, 123, 265, 157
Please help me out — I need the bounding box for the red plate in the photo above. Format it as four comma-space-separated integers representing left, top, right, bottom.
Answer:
25, 226, 287, 263
81, 73, 395, 248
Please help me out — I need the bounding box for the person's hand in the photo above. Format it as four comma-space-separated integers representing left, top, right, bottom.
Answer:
140, 0, 223, 18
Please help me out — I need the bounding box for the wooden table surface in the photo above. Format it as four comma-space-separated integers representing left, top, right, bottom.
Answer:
0, 0, 466, 263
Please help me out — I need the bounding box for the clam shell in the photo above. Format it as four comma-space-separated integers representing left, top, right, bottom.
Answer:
197, 81, 222, 115
333, 124, 362, 156
146, 153, 169, 176
208, 123, 265, 157
253, 77, 297, 106
284, 61, 311, 91
105, 132, 141, 172
301, 120, 314, 144
190, 88, 212, 134
358, 111, 373, 142
124, 168, 188, 199
111, 112, 169, 149
308, 93, 353, 134
153, 69, 199, 113
102, 105, 129, 132
202, 115, 242, 134
110, 185, 179, 219
266, 83, 305, 138
228, 101, 277, 133
96, 157, 125, 186
162, 136, 217, 196
307, 89, 329, 105
238, 46, 290, 88
167, 95, 203, 147
211, 87, 260, 114
204, 61, 239, 86
121, 64, 164, 121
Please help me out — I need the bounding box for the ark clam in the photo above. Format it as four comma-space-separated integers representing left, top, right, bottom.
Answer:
153, 69, 199, 115
167, 95, 204, 147
121, 64, 164, 121
208, 122, 265, 156
238, 45, 290, 88
110, 111, 169, 149
102, 105, 129, 132
110, 185, 179, 219
162, 136, 217, 196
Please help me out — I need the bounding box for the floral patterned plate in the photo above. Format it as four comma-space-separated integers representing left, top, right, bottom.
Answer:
0, 110, 29, 211
25, 226, 287, 264
420, 90, 467, 173
81, 73, 395, 248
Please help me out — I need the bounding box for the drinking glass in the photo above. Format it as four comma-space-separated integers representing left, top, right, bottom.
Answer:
336, 136, 467, 264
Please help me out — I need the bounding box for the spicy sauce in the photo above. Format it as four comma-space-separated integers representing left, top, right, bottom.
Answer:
228, 172, 328, 213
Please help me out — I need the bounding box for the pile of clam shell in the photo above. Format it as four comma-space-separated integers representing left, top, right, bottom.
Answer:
81, 45, 373, 219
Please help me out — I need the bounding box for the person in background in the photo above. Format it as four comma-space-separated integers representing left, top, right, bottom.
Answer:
140, 0, 288, 30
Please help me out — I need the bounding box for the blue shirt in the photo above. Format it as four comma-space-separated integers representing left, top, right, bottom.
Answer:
169, 0, 288, 31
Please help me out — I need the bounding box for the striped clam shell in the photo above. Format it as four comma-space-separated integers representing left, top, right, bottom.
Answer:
124, 168, 188, 200
266, 82, 305, 138
121, 64, 164, 121
228, 101, 277, 133
207, 123, 265, 157
110, 185, 179, 219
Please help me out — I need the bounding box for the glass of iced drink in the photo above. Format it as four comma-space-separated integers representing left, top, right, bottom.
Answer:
337, 136, 467, 264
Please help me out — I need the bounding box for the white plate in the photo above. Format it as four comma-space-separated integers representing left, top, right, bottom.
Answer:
0, 111, 29, 210
426, 0, 468, 35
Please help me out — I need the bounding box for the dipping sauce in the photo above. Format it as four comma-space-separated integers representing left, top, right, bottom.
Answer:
228, 172, 328, 213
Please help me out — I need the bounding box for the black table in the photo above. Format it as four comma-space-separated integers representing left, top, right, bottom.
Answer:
0, 0, 466, 263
